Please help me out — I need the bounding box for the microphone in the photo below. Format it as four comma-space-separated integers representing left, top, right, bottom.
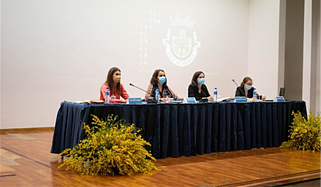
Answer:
232, 79, 245, 96
232, 79, 239, 87
129, 83, 157, 103
129, 83, 151, 94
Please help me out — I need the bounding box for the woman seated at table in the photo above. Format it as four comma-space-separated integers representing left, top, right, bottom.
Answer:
188, 71, 213, 101
145, 69, 178, 101
235, 77, 266, 100
100, 67, 129, 103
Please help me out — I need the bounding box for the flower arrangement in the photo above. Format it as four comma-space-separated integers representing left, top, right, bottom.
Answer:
280, 111, 320, 151
58, 115, 160, 175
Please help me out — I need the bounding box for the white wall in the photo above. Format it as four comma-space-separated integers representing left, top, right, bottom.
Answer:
303, 0, 321, 116
0, 0, 2, 127
317, 0, 321, 116
1, 0, 252, 129
3, 0, 313, 129
248, 0, 280, 100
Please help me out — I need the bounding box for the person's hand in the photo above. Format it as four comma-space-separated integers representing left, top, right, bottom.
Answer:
121, 100, 127, 103
208, 96, 214, 101
262, 94, 266, 101
161, 97, 171, 103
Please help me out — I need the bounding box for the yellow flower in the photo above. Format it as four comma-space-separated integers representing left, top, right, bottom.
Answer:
280, 111, 320, 152
59, 114, 160, 175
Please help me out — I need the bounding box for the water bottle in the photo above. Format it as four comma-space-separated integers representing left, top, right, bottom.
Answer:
213, 88, 217, 102
253, 88, 257, 102
105, 87, 110, 104
155, 87, 160, 103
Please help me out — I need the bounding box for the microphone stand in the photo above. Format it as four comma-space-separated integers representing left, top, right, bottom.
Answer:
129, 83, 151, 94
129, 83, 156, 103
192, 80, 208, 102
163, 89, 176, 100
232, 79, 245, 96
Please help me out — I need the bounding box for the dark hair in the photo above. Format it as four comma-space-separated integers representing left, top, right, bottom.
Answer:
105, 67, 121, 95
150, 69, 167, 87
240, 77, 252, 86
191, 71, 205, 88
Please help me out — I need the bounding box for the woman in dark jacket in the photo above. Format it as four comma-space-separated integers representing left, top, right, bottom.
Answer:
188, 71, 213, 101
235, 77, 266, 100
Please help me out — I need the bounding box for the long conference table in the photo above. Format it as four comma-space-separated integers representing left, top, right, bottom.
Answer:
51, 101, 306, 159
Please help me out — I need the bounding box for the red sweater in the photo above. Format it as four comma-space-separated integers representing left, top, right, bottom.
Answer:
100, 83, 129, 103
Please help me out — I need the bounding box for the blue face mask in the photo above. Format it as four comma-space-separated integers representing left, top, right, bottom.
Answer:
158, 77, 166, 84
198, 78, 205, 85
245, 85, 252, 90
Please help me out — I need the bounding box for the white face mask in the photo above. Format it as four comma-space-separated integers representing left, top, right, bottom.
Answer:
158, 77, 166, 84
245, 85, 252, 90
198, 78, 205, 85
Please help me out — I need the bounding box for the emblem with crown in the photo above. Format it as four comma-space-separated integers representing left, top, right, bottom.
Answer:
169, 15, 196, 29
163, 15, 201, 67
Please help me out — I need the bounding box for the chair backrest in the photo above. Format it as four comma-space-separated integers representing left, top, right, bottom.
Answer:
279, 87, 285, 96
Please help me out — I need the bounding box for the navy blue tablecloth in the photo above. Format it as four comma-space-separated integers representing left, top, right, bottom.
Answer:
51, 101, 306, 159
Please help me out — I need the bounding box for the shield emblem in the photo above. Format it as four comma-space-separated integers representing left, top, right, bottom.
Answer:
171, 28, 192, 59
163, 15, 201, 67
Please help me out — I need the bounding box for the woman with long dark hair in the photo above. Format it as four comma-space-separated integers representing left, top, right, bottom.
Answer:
100, 67, 129, 103
144, 69, 178, 101
188, 71, 213, 101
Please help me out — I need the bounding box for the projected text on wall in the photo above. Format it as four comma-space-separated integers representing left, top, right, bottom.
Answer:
139, 10, 162, 67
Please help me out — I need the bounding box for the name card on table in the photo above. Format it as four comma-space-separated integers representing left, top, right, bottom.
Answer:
234, 96, 247, 102
127, 98, 143, 104
273, 96, 285, 102
183, 97, 197, 103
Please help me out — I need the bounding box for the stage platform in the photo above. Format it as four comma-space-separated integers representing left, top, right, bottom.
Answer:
1, 130, 320, 186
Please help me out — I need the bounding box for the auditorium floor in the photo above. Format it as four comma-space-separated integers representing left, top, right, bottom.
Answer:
0, 130, 320, 187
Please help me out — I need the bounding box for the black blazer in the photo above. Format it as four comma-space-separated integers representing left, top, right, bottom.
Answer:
235, 86, 254, 98
188, 84, 210, 101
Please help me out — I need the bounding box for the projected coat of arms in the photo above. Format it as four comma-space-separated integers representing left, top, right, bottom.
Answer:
163, 15, 201, 67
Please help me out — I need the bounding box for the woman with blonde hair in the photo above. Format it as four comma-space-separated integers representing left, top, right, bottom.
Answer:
235, 77, 266, 100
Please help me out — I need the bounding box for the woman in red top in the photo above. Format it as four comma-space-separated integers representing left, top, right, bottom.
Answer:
100, 67, 129, 103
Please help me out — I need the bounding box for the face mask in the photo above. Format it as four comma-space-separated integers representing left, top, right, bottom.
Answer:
158, 77, 166, 84
198, 78, 205, 85
113, 75, 121, 83
245, 85, 252, 90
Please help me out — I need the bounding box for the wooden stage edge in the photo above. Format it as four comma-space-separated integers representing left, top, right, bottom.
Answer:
217, 170, 320, 186
0, 127, 54, 134
0, 130, 320, 187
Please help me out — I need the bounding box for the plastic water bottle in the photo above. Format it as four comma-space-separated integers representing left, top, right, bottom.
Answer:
155, 87, 160, 103
253, 88, 257, 102
213, 88, 217, 102
105, 87, 110, 104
